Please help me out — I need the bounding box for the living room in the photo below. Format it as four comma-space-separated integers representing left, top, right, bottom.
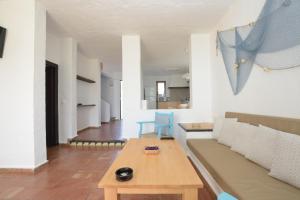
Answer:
0, 0, 300, 200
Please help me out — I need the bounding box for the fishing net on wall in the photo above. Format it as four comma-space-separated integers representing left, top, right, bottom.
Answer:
217, 0, 300, 95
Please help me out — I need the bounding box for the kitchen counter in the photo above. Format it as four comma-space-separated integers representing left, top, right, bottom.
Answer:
158, 101, 189, 109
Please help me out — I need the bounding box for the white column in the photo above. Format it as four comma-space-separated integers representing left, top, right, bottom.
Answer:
60, 38, 77, 143
122, 35, 141, 138
34, 1, 47, 167
190, 34, 212, 120
88, 59, 101, 128
0, 0, 47, 168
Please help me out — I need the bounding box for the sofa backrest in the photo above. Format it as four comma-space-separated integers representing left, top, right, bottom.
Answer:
225, 112, 300, 136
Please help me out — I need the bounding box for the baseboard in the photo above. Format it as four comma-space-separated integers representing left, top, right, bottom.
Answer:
33, 160, 48, 173
0, 168, 34, 174
0, 160, 48, 174
77, 126, 101, 133
77, 127, 90, 133
111, 117, 120, 121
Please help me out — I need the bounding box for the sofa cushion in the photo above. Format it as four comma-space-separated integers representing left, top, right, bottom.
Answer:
245, 125, 279, 169
269, 132, 300, 188
187, 139, 300, 200
217, 118, 238, 147
212, 117, 224, 139
231, 122, 259, 156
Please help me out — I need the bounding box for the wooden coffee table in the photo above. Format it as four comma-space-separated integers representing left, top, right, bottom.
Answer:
98, 138, 203, 200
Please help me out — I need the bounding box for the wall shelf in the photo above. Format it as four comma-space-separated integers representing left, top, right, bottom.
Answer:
77, 75, 95, 83
168, 87, 189, 89
77, 104, 96, 108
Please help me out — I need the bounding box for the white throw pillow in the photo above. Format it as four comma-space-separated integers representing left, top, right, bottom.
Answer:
217, 118, 238, 147
245, 125, 279, 170
212, 117, 224, 139
231, 122, 259, 156
269, 132, 300, 188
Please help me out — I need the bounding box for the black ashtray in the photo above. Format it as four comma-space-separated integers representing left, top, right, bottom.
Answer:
115, 167, 133, 182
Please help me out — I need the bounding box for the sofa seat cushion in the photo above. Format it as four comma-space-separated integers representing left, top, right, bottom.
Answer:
187, 139, 300, 200
269, 132, 300, 188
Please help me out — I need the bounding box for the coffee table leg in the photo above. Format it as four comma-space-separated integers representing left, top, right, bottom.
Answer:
183, 188, 198, 200
104, 188, 118, 200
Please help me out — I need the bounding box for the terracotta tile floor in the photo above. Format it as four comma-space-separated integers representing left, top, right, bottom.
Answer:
72, 121, 125, 142
0, 146, 214, 200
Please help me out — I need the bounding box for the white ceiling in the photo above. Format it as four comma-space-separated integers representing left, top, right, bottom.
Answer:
40, 0, 234, 75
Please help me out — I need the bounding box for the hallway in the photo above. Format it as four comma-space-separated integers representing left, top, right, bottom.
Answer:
72, 121, 125, 142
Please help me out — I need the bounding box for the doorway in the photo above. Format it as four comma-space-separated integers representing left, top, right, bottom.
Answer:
46, 61, 59, 147
156, 81, 166, 109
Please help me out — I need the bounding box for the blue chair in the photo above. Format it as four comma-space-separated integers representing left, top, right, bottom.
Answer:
218, 192, 237, 200
137, 112, 174, 138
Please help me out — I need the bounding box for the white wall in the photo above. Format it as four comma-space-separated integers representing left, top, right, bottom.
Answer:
77, 52, 101, 131
143, 73, 189, 109
122, 34, 212, 138
46, 20, 102, 140
190, 34, 212, 117
210, 0, 300, 119
45, 31, 63, 141
102, 67, 122, 81
143, 73, 189, 94
122, 35, 142, 138
46, 32, 61, 65
33, 1, 47, 167
0, 0, 47, 168
60, 38, 78, 142
47, 15, 103, 134
112, 79, 121, 119
101, 75, 121, 120
46, 28, 79, 143
101, 99, 111, 122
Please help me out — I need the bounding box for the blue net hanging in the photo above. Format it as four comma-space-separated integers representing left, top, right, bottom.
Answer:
217, 0, 300, 95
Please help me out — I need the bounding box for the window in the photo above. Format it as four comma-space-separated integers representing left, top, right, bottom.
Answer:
156, 81, 166, 109
157, 81, 166, 97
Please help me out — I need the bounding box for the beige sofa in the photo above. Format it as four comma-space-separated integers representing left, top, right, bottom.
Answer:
187, 112, 300, 200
